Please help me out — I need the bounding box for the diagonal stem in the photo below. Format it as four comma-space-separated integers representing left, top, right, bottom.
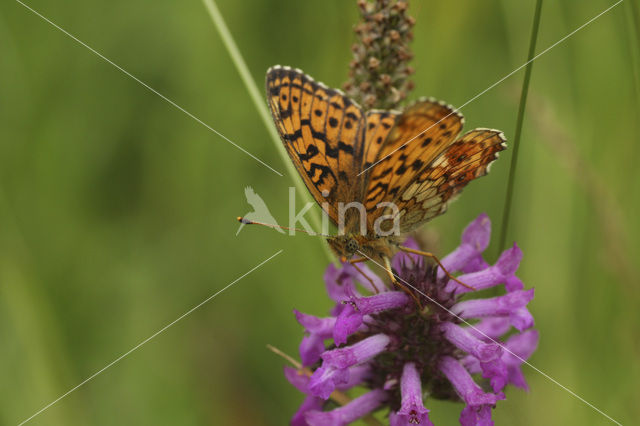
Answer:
498, 0, 544, 253
201, 0, 332, 259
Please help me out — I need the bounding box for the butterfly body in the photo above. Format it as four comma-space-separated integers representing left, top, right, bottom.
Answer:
327, 233, 398, 264
266, 66, 505, 277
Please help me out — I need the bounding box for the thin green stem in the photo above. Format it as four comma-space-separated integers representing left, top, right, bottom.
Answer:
625, 0, 640, 162
202, 0, 332, 260
498, 0, 544, 253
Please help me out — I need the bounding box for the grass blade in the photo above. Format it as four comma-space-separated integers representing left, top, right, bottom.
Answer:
202, 0, 332, 260
498, 0, 544, 252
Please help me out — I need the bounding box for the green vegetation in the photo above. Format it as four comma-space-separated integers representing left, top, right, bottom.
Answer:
0, 0, 637, 424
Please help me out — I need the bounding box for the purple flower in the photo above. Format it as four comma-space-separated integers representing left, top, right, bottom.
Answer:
284, 364, 372, 395
284, 214, 538, 425
305, 389, 387, 426
440, 356, 504, 407
445, 244, 522, 295
439, 213, 491, 277
451, 289, 535, 331
292, 395, 324, 426
390, 363, 433, 426
392, 237, 423, 271
459, 404, 494, 426
294, 310, 337, 366
502, 330, 539, 390
309, 334, 390, 399
334, 291, 409, 345
440, 322, 502, 362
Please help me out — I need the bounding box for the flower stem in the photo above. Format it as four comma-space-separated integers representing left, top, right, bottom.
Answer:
201, 0, 332, 260
498, 0, 544, 253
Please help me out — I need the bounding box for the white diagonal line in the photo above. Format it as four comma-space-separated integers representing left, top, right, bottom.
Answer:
17, 250, 283, 426
358, 251, 622, 426
358, 0, 624, 177
15, 0, 283, 177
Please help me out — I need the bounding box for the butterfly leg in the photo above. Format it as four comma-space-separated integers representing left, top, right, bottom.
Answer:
398, 246, 474, 290
348, 257, 381, 294
383, 257, 423, 308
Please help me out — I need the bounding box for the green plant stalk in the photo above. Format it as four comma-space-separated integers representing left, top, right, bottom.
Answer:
498, 0, 544, 253
202, 0, 333, 261
625, 0, 640, 163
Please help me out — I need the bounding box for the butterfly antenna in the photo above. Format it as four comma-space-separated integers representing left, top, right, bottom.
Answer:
236, 217, 331, 238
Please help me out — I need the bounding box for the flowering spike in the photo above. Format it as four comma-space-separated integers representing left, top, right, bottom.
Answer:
344, 0, 415, 109
285, 215, 538, 424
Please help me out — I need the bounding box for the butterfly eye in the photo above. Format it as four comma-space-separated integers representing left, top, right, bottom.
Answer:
346, 239, 359, 253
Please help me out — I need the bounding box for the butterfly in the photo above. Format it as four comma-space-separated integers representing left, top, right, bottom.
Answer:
261, 66, 505, 289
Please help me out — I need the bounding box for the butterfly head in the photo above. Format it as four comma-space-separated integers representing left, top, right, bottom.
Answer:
327, 234, 395, 265
327, 234, 362, 260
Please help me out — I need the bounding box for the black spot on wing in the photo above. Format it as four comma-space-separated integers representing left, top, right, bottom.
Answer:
311, 130, 326, 141
338, 141, 354, 155
298, 144, 319, 162
374, 167, 393, 179
308, 163, 334, 185
365, 181, 389, 202
284, 129, 303, 143
395, 164, 407, 175
280, 108, 292, 119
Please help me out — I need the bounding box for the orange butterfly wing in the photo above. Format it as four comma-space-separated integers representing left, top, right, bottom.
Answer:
363, 100, 464, 228
266, 66, 366, 224
389, 129, 506, 232
266, 67, 505, 236
361, 110, 400, 170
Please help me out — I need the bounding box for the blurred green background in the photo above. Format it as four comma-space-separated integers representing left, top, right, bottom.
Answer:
1, 0, 638, 424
